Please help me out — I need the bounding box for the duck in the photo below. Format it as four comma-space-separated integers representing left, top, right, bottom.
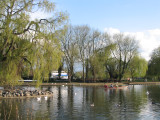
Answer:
90, 103, 94, 107
37, 97, 41, 101
44, 96, 48, 100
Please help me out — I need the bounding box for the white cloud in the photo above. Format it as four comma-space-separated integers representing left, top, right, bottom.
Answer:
30, 10, 51, 20
104, 28, 160, 61
104, 27, 120, 35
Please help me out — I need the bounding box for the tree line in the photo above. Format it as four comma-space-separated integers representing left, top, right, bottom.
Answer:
60, 25, 148, 82
0, 0, 158, 86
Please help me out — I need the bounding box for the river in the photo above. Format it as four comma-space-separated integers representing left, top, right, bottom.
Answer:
0, 85, 160, 120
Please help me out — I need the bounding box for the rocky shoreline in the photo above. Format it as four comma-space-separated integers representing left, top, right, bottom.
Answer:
0, 89, 53, 98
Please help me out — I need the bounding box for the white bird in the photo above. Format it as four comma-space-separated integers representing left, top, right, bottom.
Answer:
115, 104, 120, 107
37, 97, 41, 101
62, 85, 64, 87
75, 93, 77, 95
90, 103, 94, 107
146, 91, 149, 95
44, 96, 48, 100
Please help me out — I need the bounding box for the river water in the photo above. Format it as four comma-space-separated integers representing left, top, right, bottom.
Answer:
0, 85, 160, 120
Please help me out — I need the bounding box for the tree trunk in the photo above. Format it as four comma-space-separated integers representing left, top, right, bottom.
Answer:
82, 62, 85, 83
68, 70, 71, 83
85, 59, 89, 81
58, 65, 63, 80
118, 53, 122, 81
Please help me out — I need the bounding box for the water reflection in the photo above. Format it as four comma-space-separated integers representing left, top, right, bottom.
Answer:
0, 85, 160, 120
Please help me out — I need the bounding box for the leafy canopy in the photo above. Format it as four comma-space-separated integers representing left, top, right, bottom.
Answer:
148, 46, 160, 77
0, 0, 68, 86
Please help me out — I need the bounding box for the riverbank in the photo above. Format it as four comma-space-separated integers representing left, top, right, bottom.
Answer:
21, 82, 124, 86
128, 82, 160, 85
21, 82, 160, 86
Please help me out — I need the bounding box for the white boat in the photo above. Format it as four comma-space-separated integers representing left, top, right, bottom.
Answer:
18, 80, 37, 82
50, 71, 68, 80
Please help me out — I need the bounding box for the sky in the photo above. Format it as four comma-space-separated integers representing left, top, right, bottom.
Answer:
31, 0, 160, 61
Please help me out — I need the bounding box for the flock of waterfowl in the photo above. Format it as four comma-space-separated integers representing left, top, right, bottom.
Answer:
0, 89, 53, 99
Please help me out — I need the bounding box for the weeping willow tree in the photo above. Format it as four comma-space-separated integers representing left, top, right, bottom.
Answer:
126, 55, 148, 79
0, 0, 68, 87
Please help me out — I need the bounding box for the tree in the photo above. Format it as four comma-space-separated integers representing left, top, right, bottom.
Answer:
147, 46, 160, 79
60, 26, 78, 82
127, 55, 148, 79
101, 33, 118, 80
74, 25, 90, 82
85, 30, 101, 81
0, 0, 67, 87
88, 49, 107, 81
105, 57, 119, 80
110, 34, 138, 81
58, 62, 63, 80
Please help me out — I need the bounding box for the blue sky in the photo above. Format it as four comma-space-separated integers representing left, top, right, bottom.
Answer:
31, 0, 160, 60
54, 0, 160, 32
53, 0, 160, 60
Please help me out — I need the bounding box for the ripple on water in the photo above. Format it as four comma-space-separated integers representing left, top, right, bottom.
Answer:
1, 85, 160, 120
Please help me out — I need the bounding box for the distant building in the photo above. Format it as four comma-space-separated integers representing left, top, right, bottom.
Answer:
50, 71, 68, 80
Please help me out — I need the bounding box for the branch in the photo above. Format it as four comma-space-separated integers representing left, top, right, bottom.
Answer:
0, 13, 6, 17
13, 21, 37, 35
23, 57, 33, 74
13, 17, 60, 35
39, 17, 60, 24
12, 0, 34, 15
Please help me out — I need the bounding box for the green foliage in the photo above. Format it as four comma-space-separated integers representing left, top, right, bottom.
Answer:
110, 34, 139, 80
0, 0, 67, 86
89, 52, 105, 79
148, 46, 160, 77
87, 45, 113, 80
104, 44, 119, 79
126, 55, 148, 78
